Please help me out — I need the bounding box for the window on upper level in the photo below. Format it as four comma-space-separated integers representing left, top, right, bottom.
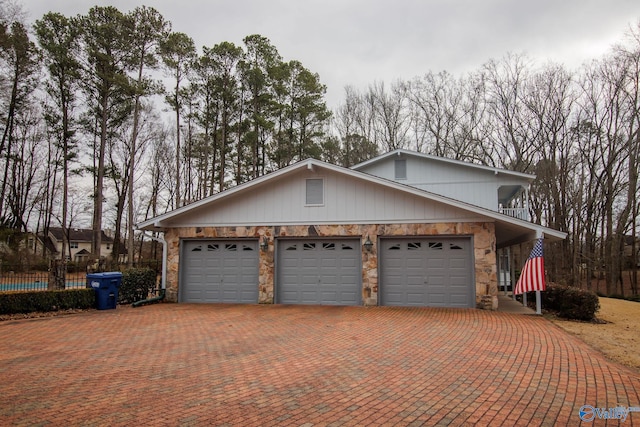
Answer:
70, 242, 78, 249
306, 178, 324, 205
395, 159, 407, 180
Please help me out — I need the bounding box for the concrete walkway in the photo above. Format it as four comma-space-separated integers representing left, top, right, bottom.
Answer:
497, 294, 537, 314
1, 304, 639, 426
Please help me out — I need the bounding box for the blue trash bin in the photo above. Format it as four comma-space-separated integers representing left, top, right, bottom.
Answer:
87, 272, 123, 310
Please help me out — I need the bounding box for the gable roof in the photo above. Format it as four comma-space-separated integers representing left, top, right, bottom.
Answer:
137, 158, 565, 248
48, 227, 114, 244
39, 235, 58, 254
351, 149, 536, 181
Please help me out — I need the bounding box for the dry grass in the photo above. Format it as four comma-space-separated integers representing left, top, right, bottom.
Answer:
550, 297, 640, 372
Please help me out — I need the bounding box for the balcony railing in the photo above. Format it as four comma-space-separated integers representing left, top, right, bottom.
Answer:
499, 207, 529, 221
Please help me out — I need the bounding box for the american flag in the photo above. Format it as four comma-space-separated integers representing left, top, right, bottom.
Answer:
514, 238, 546, 294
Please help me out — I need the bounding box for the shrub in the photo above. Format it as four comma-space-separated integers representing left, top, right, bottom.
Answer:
0, 289, 95, 315
541, 283, 600, 321
118, 268, 157, 304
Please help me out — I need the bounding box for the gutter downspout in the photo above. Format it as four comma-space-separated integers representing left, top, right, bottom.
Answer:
132, 231, 167, 307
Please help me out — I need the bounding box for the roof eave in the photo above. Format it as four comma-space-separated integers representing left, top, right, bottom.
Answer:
351, 149, 536, 180
136, 159, 319, 231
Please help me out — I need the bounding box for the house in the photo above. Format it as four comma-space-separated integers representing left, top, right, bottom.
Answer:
137, 149, 566, 309
38, 228, 115, 262
623, 235, 640, 268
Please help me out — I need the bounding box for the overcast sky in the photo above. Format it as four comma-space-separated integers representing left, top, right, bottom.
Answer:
16, 0, 640, 109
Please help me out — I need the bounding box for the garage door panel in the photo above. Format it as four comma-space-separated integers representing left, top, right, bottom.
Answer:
181, 240, 259, 303
203, 286, 219, 296
241, 259, 255, 268
429, 275, 445, 285
321, 259, 337, 268
450, 275, 468, 284
302, 260, 318, 269
301, 290, 319, 300
450, 294, 468, 304
428, 296, 446, 306
277, 239, 361, 305
222, 289, 240, 300
209, 259, 224, 271
322, 275, 338, 285
341, 257, 357, 267
427, 257, 445, 267
385, 293, 404, 305
450, 258, 467, 269
320, 291, 338, 300
406, 277, 424, 286
406, 293, 426, 305
282, 261, 298, 270
340, 275, 358, 283
381, 237, 473, 308
282, 290, 298, 299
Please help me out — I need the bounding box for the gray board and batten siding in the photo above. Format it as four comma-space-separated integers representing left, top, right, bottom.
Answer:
163, 167, 480, 227
353, 152, 533, 212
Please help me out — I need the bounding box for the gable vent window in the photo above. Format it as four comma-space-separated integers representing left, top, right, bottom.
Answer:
395, 159, 407, 180
306, 178, 324, 205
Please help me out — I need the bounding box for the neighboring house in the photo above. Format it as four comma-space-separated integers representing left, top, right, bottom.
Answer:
623, 235, 640, 268
38, 228, 114, 262
137, 149, 566, 309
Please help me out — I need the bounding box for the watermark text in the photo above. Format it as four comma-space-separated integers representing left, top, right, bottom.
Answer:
579, 405, 640, 422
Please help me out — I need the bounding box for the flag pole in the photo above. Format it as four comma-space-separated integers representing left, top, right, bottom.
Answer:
535, 231, 543, 315
514, 233, 545, 314
520, 242, 527, 307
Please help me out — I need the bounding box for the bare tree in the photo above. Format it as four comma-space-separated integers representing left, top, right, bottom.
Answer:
160, 31, 196, 209
482, 53, 538, 172
575, 52, 633, 294
524, 63, 577, 282
0, 21, 40, 223
35, 12, 82, 275
369, 80, 409, 151
79, 6, 134, 263
124, 6, 169, 266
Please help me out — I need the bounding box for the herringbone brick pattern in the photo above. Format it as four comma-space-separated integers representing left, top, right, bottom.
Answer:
1, 304, 639, 426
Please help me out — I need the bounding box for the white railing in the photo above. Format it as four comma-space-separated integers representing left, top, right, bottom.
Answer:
499, 207, 529, 221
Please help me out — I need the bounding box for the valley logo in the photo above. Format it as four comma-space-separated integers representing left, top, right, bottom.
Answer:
579, 405, 640, 422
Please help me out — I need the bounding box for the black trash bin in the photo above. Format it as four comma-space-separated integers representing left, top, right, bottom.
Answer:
87, 272, 123, 310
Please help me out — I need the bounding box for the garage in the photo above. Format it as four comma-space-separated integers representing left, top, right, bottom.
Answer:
180, 240, 259, 303
277, 238, 361, 305
380, 237, 474, 308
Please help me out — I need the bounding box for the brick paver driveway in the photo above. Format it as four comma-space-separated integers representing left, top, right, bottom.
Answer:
1, 304, 639, 426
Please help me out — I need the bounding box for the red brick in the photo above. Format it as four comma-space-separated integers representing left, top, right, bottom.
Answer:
0, 304, 638, 426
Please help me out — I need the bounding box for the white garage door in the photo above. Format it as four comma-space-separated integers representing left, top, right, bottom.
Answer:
277, 239, 361, 305
380, 237, 474, 308
180, 240, 259, 303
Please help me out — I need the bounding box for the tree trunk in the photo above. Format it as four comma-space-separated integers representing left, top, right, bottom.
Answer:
48, 259, 66, 291
175, 87, 181, 208
0, 74, 19, 218
127, 91, 141, 267
92, 96, 108, 266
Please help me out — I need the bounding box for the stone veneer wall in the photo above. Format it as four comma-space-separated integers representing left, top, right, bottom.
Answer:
163, 222, 497, 309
